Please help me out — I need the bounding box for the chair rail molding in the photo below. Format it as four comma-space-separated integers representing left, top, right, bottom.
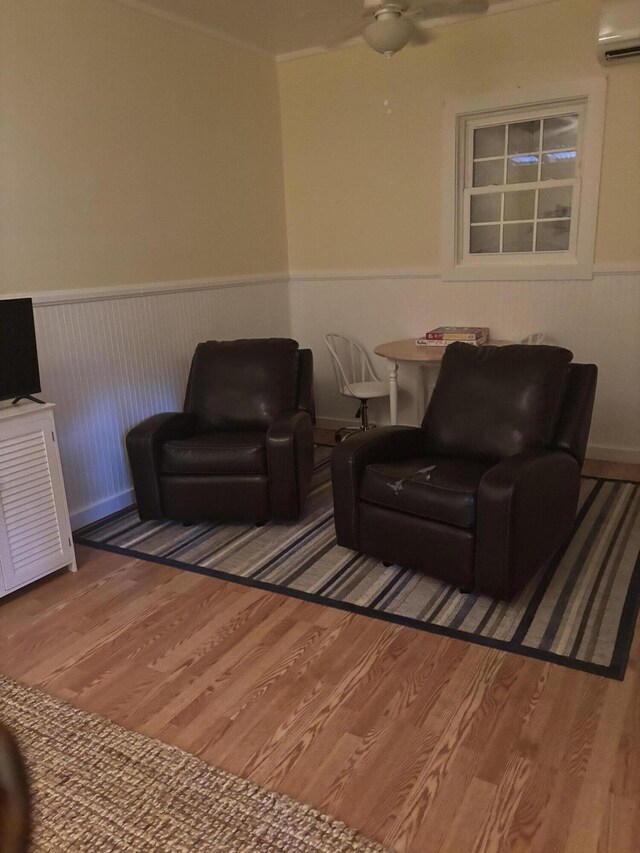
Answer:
6, 263, 636, 307
287, 262, 640, 282
1, 272, 289, 307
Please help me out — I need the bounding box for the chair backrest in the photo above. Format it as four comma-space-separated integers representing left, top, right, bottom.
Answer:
422, 342, 577, 461
520, 331, 557, 346
324, 334, 380, 398
184, 338, 301, 431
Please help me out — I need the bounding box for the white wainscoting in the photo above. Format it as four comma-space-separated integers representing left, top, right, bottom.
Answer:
289, 269, 640, 463
27, 268, 640, 532
33, 278, 291, 529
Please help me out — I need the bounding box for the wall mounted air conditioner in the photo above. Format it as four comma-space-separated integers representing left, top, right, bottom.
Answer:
598, 0, 640, 63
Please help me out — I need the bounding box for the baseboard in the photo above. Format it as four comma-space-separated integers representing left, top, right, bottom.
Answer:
316, 416, 388, 432
317, 420, 639, 466
586, 445, 640, 465
316, 416, 360, 431
71, 488, 134, 531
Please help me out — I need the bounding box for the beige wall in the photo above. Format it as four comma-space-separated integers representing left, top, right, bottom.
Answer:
278, 0, 640, 272
1, 0, 638, 459
4, 0, 636, 289
280, 0, 640, 457
0, 0, 288, 293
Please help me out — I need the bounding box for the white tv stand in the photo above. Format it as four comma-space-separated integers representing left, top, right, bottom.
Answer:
0, 401, 76, 598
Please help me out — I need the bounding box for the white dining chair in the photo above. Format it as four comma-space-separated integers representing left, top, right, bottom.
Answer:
521, 331, 557, 345
324, 334, 389, 436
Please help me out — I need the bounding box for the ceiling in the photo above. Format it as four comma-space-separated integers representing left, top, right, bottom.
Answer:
118, 0, 558, 61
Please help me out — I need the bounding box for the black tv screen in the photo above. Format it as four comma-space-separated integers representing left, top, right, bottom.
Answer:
0, 298, 42, 402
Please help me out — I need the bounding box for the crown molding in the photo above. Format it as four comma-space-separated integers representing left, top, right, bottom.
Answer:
276, 38, 363, 64
112, 0, 274, 60
107, 0, 564, 65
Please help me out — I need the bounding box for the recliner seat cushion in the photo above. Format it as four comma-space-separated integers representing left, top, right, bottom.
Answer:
184, 338, 299, 431
160, 432, 267, 476
422, 342, 573, 460
360, 456, 493, 529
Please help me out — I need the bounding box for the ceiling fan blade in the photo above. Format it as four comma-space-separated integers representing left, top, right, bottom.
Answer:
408, 19, 430, 45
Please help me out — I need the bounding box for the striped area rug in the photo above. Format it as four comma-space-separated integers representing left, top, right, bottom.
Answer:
76, 447, 640, 680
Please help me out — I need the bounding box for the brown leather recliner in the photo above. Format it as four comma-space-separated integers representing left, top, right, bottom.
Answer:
332, 342, 597, 600
0, 724, 30, 853
127, 338, 315, 523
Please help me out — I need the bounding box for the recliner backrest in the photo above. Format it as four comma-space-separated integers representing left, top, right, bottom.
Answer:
422, 342, 574, 461
184, 338, 300, 431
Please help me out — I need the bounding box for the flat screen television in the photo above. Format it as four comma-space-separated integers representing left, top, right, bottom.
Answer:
0, 298, 43, 404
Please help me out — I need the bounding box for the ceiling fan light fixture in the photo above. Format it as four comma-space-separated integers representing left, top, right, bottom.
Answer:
362, 13, 413, 57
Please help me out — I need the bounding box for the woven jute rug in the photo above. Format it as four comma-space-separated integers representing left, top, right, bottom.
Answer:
0, 674, 388, 852
76, 448, 640, 680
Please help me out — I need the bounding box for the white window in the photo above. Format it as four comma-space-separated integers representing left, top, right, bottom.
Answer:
442, 79, 607, 281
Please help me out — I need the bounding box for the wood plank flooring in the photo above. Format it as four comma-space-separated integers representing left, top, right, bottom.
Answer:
1, 459, 639, 852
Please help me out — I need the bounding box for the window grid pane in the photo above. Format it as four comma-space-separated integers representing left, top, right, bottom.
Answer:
468, 188, 573, 254
507, 120, 541, 155
473, 124, 506, 159
542, 115, 578, 152
468, 111, 579, 255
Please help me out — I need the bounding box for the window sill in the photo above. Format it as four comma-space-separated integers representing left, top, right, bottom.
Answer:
442, 257, 594, 281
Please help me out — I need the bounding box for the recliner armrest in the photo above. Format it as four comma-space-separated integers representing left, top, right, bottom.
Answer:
267, 410, 314, 520
475, 449, 581, 599
331, 426, 426, 550
297, 349, 316, 425
126, 412, 196, 519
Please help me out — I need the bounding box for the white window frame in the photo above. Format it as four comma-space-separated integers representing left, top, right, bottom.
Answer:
442, 78, 607, 281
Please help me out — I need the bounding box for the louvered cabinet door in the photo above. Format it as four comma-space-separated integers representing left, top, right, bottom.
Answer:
0, 404, 75, 595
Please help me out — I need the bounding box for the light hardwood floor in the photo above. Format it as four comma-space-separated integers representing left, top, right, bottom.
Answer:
1, 458, 639, 852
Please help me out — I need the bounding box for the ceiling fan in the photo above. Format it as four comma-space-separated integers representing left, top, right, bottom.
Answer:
358, 0, 490, 57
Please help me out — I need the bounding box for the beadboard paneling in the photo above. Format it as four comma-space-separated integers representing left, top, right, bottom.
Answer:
28, 270, 639, 532
289, 272, 640, 461
34, 280, 290, 528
